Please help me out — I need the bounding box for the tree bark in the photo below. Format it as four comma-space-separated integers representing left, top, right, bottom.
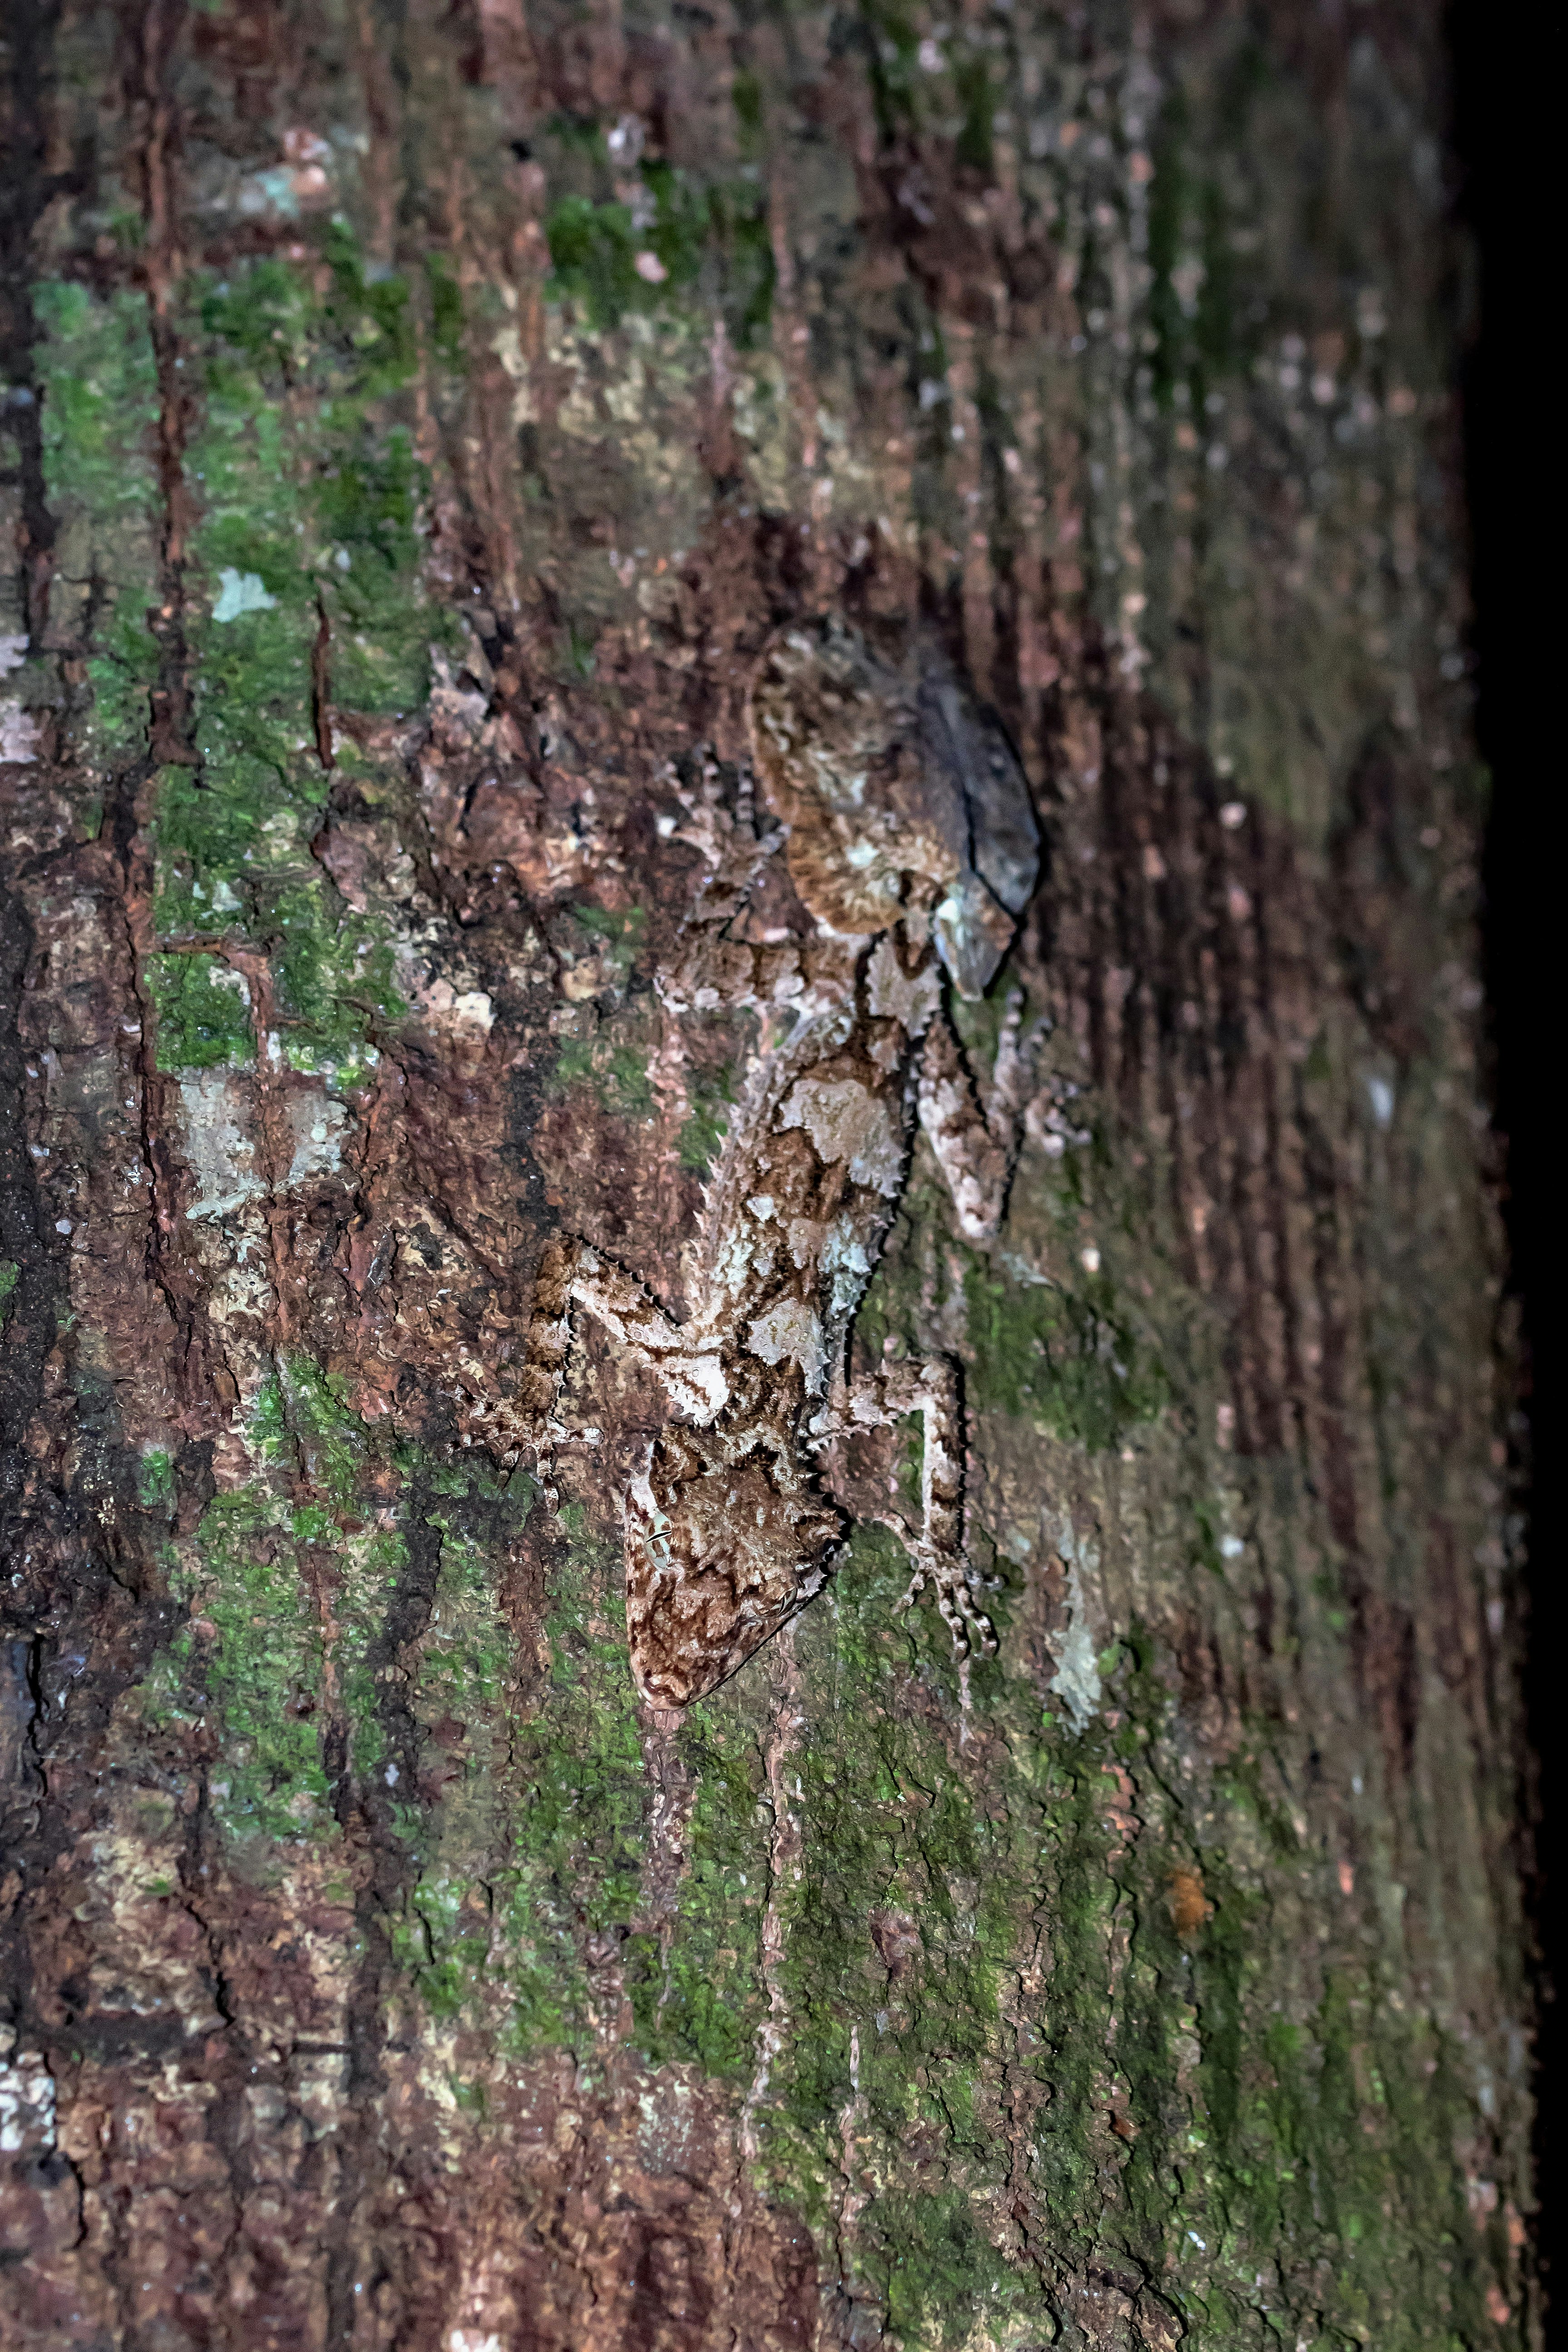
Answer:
0, 4, 1532, 2348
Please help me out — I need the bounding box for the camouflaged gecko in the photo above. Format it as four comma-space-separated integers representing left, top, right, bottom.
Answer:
522, 618, 1040, 1708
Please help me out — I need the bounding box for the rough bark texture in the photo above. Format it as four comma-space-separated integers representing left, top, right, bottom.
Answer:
0, 3, 1533, 2347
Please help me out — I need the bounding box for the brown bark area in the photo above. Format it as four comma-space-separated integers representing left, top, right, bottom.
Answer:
0, 1, 1534, 2347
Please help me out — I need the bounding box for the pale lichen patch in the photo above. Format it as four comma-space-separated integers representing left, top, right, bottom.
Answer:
175, 1070, 266, 1222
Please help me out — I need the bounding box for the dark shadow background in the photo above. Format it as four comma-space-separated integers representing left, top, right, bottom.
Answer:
1451, 0, 1556, 2302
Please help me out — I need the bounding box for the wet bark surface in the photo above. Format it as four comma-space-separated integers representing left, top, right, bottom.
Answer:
0, 3, 1534, 2347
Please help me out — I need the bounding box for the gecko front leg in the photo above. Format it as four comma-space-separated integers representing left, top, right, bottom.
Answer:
830, 994, 1041, 1653
917, 990, 1042, 1246
813, 1355, 998, 1664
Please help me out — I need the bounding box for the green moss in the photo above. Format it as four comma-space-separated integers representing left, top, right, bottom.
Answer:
706, 178, 776, 350
159, 1374, 394, 1840
334, 1523, 405, 1779
0, 1259, 17, 1307
1145, 54, 1272, 416
415, 1520, 514, 1727
549, 993, 658, 1122
676, 1510, 1500, 2348
750, 1533, 1025, 2197
122, 1391, 518, 1862
1174, 1953, 1497, 2345
247, 1368, 292, 1467
278, 1353, 372, 1507
496, 1514, 647, 2051
103, 1358, 1498, 2349
196, 1490, 333, 1843
30, 277, 157, 494
876, 2190, 1034, 2348
1147, 94, 1191, 414
571, 901, 647, 974
170, 1479, 388, 1844
31, 279, 161, 759
546, 194, 678, 331
314, 424, 427, 714
544, 165, 772, 345
513, 1521, 644, 1932
625, 1720, 769, 2078
952, 55, 994, 174
1193, 1874, 1256, 2152
267, 877, 404, 1083
153, 234, 435, 1078
28, 30, 1505, 2332
136, 1449, 176, 1511
732, 68, 764, 146
425, 254, 465, 364
861, 0, 922, 137
394, 1870, 498, 2021
964, 1257, 1165, 1447
146, 951, 255, 1070
552, 1040, 648, 1119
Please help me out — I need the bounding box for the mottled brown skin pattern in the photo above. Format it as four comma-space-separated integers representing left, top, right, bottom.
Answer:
0, 0, 1531, 2347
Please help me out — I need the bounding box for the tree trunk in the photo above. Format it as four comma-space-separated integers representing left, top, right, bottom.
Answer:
0, 3, 1532, 2347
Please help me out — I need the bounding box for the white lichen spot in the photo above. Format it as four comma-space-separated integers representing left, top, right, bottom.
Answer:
211, 568, 277, 624
0, 2049, 57, 2154
416, 977, 495, 1034
658, 1353, 729, 1425
176, 1072, 265, 1221
1049, 1520, 1104, 1732
0, 701, 41, 763
714, 1223, 772, 1301
286, 1089, 352, 1185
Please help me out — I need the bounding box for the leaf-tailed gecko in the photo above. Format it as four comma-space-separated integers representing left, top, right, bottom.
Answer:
521, 619, 1041, 1708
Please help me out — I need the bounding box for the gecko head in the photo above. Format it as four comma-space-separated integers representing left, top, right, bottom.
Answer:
623, 1426, 843, 1706
747, 618, 1039, 995
748, 619, 964, 936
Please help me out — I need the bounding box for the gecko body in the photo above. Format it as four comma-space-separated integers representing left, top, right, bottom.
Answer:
524, 620, 1040, 1706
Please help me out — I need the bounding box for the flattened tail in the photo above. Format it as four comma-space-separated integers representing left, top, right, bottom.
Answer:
621, 1424, 843, 1707
628, 1558, 834, 1709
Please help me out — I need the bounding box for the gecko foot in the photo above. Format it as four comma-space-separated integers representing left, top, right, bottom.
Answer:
895, 1546, 999, 1661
